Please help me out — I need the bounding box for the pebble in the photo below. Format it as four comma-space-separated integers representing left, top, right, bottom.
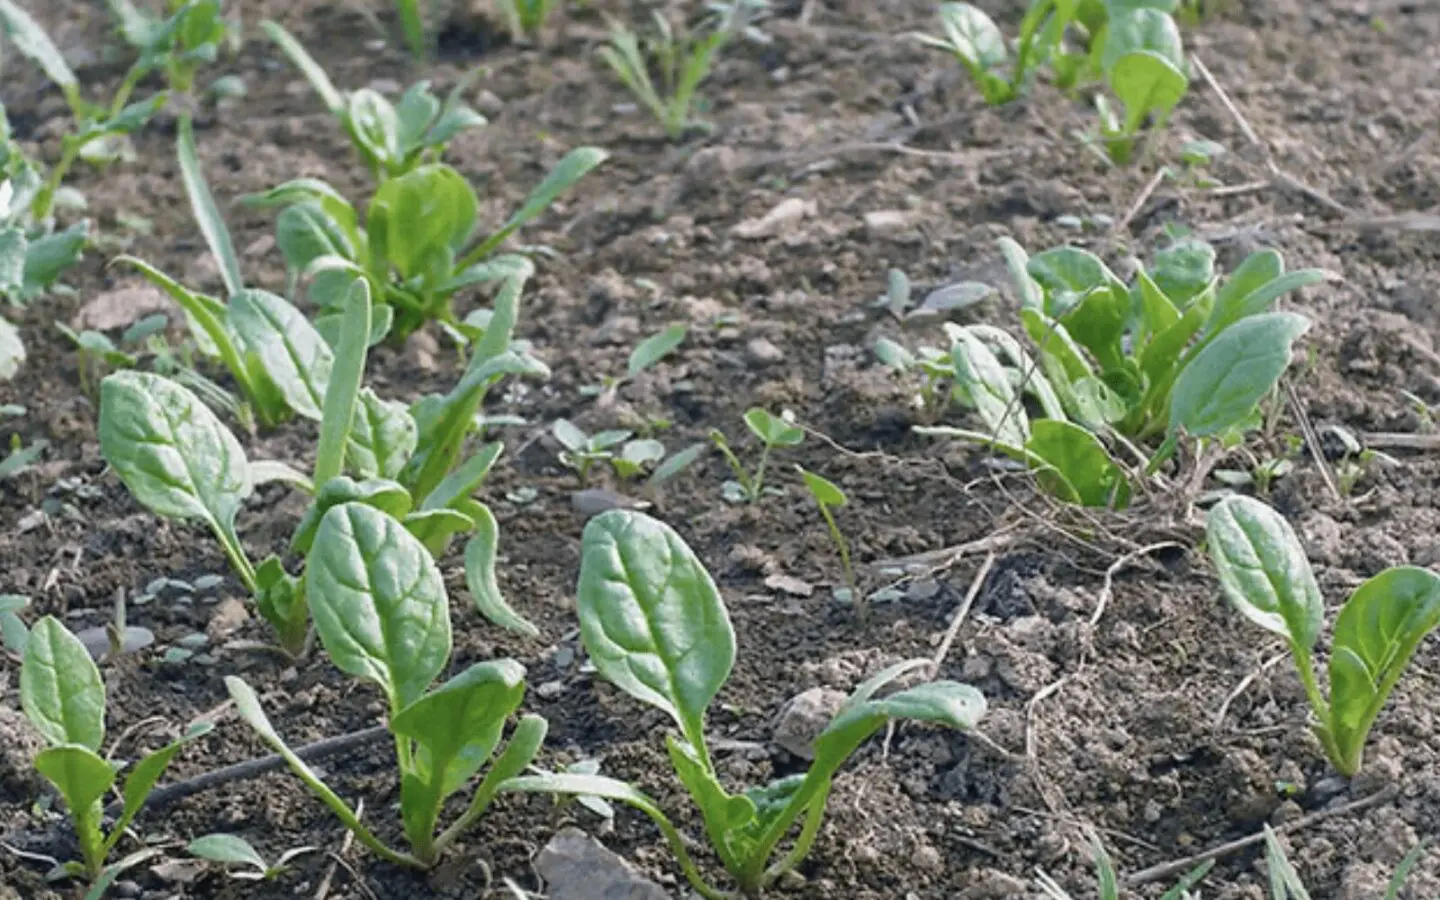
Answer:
863, 209, 916, 239
745, 337, 785, 365
732, 197, 815, 240
535, 827, 668, 900
772, 687, 845, 759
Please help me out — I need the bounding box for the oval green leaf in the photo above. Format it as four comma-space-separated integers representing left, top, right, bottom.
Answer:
1205, 496, 1322, 649
464, 504, 539, 637
1170, 312, 1310, 438
21, 616, 106, 750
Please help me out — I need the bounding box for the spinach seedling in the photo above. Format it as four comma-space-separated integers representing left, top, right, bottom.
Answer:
263, 22, 486, 181
1206, 496, 1440, 775
20, 616, 212, 885
56, 313, 168, 398
873, 337, 955, 424
710, 408, 804, 503
0, 117, 89, 306
504, 511, 986, 898
0, 593, 30, 655
104, 0, 234, 97
1094, 8, 1189, 165
395, 0, 426, 59
798, 467, 858, 610
0, 0, 173, 220
552, 419, 632, 483
915, 1, 1090, 105
100, 278, 543, 653
188, 834, 317, 882
496, 0, 562, 40
226, 502, 547, 869
920, 237, 1322, 506
599, 8, 741, 140
248, 147, 605, 341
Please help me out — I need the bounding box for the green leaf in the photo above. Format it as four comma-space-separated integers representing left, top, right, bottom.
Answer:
743, 408, 803, 448
33, 745, 115, 862
418, 442, 502, 512
464, 504, 539, 637
628, 324, 687, 378
0, 0, 79, 102
799, 468, 846, 507
577, 510, 734, 754
1205, 496, 1322, 649
276, 202, 355, 274
178, 117, 242, 298
187, 834, 268, 873
107, 722, 213, 853
1102, 7, 1184, 72
666, 734, 752, 872
463, 147, 608, 264
1027, 247, 1115, 317
949, 330, 1028, 446
403, 508, 474, 557
99, 372, 251, 546
111, 255, 235, 364
260, 21, 342, 113
933, 3, 1008, 71
21, 617, 106, 750
0, 228, 27, 298
1206, 249, 1282, 332
1170, 312, 1309, 437
1207, 262, 1324, 337
1109, 51, 1188, 135
1059, 283, 1128, 374
348, 389, 417, 480
230, 290, 333, 420
315, 279, 372, 487
254, 557, 307, 655
21, 221, 88, 294
1151, 238, 1214, 306
1327, 567, 1440, 774
1024, 419, 1129, 508
291, 477, 413, 555
374, 164, 477, 280
391, 659, 527, 845
307, 502, 451, 713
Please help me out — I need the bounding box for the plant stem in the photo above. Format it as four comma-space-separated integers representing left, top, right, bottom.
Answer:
32, 138, 81, 222
818, 502, 858, 612
751, 444, 771, 501
761, 794, 826, 887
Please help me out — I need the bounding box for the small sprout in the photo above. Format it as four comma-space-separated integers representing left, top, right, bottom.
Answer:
188, 834, 317, 881
1035, 827, 1212, 899
628, 324, 687, 379
647, 442, 706, 489
709, 408, 803, 503
798, 467, 858, 615
0, 594, 29, 654
495, 0, 563, 41
552, 420, 633, 483
611, 438, 666, 480
599, 9, 739, 140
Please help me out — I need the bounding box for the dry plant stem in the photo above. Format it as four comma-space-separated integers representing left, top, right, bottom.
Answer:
1126, 786, 1399, 886
929, 552, 997, 677
112, 724, 390, 817
1112, 167, 1168, 236
1363, 432, 1440, 451
1213, 649, 1288, 732
1089, 542, 1181, 629
1283, 378, 1342, 502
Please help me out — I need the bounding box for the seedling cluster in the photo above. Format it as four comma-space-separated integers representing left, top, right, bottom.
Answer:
0, 1, 1431, 898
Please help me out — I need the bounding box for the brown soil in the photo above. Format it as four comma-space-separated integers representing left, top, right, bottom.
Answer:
4, 0, 1440, 898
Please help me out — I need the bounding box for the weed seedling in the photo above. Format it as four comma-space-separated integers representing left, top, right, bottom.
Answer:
226, 502, 546, 868
798, 467, 858, 611
552, 419, 632, 483
20, 617, 211, 888
710, 408, 804, 503
599, 7, 747, 140
1207, 496, 1440, 775
504, 511, 986, 898
188, 834, 317, 882
496, 0, 562, 41
1035, 826, 1213, 899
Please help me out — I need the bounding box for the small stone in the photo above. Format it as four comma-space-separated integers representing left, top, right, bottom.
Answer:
536, 827, 669, 900
73, 283, 176, 332
906, 578, 941, 601
960, 870, 1030, 899
764, 574, 814, 597
745, 337, 785, 366
537, 681, 566, 700
0, 705, 44, 798
243, 235, 275, 259
552, 647, 575, 669
366, 77, 402, 94
912, 843, 943, 874
686, 146, 738, 181
772, 687, 846, 759
207, 597, 249, 641
732, 197, 815, 240
572, 489, 646, 518
863, 209, 917, 239
111, 881, 142, 899
1270, 800, 1304, 826
474, 89, 505, 117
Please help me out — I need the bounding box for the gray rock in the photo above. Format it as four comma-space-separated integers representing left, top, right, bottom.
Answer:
745, 337, 785, 366
536, 827, 670, 900
773, 687, 846, 760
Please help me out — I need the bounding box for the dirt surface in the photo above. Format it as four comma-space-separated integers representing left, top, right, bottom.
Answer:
4, 0, 1440, 897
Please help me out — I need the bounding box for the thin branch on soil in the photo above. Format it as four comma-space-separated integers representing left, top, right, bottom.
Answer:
1212, 649, 1288, 732
1112, 167, 1168, 236
315, 804, 360, 900
1126, 785, 1399, 886
1191, 55, 1352, 218
929, 552, 997, 677
1283, 378, 1342, 503
867, 531, 1016, 575
1089, 542, 1181, 629
1363, 432, 1440, 451
117, 724, 389, 816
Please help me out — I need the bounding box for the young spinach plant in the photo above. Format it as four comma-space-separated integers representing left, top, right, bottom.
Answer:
0, 110, 89, 306
20, 616, 212, 886
552, 419, 633, 484
247, 149, 605, 342
99, 278, 544, 654
225, 502, 547, 868
710, 408, 804, 503
1093, 7, 1189, 165
798, 467, 858, 611
599, 7, 746, 140
496, 0, 562, 41
504, 510, 986, 898
104, 0, 234, 98
262, 22, 487, 182
187, 834, 317, 882
1206, 495, 1440, 775
920, 237, 1322, 507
